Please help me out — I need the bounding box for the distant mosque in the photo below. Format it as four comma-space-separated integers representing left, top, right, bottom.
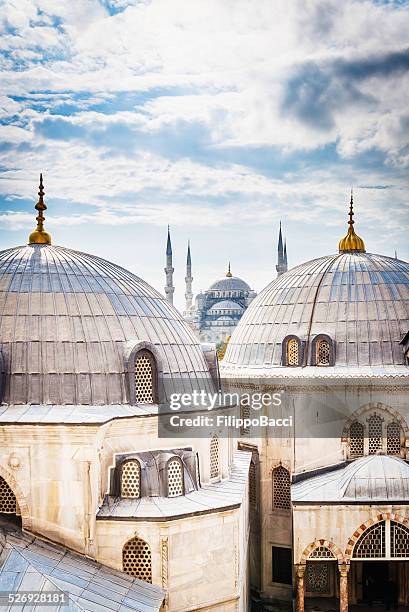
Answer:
163, 223, 289, 346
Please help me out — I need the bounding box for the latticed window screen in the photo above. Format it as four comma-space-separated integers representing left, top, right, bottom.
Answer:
387, 421, 401, 455
391, 521, 409, 558
135, 351, 155, 404
368, 413, 383, 454
349, 421, 364, 457
316, 340, 330, 365
210, 435, 220, 479
0, 477, 17, 514
120, 461, 141, 498
241, 404, 251, 436
287, 338, 299, 366
309, 546, 335, 559
306, 563, 330, 593
354, 522, 385, 558
272, 466, 291, 510
122, 536, 152, 582
167, 458, 184, 497
249, 460, 257, 508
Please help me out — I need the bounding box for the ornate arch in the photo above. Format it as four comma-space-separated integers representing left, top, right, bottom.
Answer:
345, 513, 409, 560
300, 539, 345, 565
341, 402, 409, 441
0, 464, 32, 530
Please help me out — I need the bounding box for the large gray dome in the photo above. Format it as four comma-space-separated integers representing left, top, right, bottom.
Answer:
222, 252, 409, 374
208, 276, 251, 293
0, 244, 212, 406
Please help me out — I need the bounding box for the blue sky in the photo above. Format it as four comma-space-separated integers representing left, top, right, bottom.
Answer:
0, 0, 408, 309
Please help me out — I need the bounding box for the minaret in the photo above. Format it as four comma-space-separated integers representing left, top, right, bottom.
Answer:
185, 241, 193, 312
284, 239, 288, 269
164, 225, 175, 304
276, 222, 287, 277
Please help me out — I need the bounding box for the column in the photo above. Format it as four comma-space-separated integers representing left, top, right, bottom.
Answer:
295, 564, 306, 612
339, 564, 350, 612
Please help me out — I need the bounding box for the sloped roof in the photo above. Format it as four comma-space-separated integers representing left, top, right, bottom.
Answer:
0, 520, 164, 611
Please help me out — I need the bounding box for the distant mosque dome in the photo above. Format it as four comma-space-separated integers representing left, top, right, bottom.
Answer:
222, 195, 409, 374
208, 276, 251, 293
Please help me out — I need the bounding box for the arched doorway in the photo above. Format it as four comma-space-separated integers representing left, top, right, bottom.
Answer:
349, 519, 409, 607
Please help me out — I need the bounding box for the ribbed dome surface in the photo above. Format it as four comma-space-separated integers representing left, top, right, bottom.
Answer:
208, 276, 250, 292
222, 252, 409, 372
0, 244, 211, 405
208, 300, 244, 312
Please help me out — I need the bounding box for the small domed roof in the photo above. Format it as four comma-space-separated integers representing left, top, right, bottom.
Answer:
208, 276, 250, 292
222, 252, 409, 373
208, 300, 244, 312
292, 456, 409, 502
0, 244, 212, 406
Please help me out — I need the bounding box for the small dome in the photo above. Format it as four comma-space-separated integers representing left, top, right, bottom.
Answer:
0, 244, 212, 406
222, 252, 409, 372
208, 300, 244, 313
292, 456, 409, 502
208, 276, 251, 292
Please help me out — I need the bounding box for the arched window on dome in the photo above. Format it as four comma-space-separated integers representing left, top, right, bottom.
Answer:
167, 457, 184, 497
311, 334, 334, 366
123, 536, 152, 582
210, 434, 220, 479
282, 335, 302, 367
272, 465, 291, 510
134, 349, 157, 405
120, 460, 141, 498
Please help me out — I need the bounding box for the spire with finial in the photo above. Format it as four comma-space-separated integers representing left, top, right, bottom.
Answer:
29, 174, 51, 245
276, 221, 287, 276
226, 262, 232, 278
164, 225, 175, 304
338, 189, 366, 253
184, 240, 193, 314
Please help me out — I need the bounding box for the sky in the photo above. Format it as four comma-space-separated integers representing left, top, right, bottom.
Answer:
0, 0, 408, 310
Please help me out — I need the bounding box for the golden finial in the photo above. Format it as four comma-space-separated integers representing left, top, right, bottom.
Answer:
338, 189, 365, 253
226, 262, 232, 277
29, 174, 51, 245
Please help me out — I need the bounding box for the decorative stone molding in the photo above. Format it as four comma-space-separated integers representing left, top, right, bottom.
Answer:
300, 539, 345, 564
345, 513, 409, 560
8, 454, 21, 470
161, 536, 169, 590
341, 401, 409, 441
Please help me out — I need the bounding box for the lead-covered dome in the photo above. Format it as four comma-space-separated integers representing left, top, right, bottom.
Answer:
208, 276, 251, 293
0, 244, 212, 405
222, 252, 409, 374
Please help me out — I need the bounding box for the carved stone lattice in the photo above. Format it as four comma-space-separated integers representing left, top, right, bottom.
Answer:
349, 421, 364, 457
309, 546, 335, 559
306, 562, 329, 593
354, 522, 385, 558
272, 466, 291, 510
241, 404, 250, 436
167, 458, 184, 497
0, 476, 17, 514
123, 536, 152, 582
135, 354, 154, 404
121, 461, 140, 498
161, 537, 169, 589
387, 421, 401, 455
368, 414, 383, 454
287, 339, 299, 366
316, 340, 330, 365
249, 460, 257, 508
391, 521, 409, 558
210, 435, 219, 479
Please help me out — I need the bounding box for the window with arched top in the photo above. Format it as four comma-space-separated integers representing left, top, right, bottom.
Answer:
287, 338, 299, 366
249, 459, 257, 509
167, 457, 184, 497
353, 520, 409, 560
316, 339, 330, 366
349, 421, 364, 458
368, 413, 383, 454
272, 465, 291, 510
134, 350, 157, 404
123, 536, 152, 582
120, 460, 141, 498
240, 403, 251, 436
0, 476, 18, 515
387, 421, 401, 455
210, 434, 220, 479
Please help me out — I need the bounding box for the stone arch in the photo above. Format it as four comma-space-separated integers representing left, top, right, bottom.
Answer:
345, 512, 409, 560
300, 539, 345, 565
341, 402, 409, 441
0, 464, 32, 530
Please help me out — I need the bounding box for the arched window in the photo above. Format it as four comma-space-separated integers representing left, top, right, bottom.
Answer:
368, 413, 383, 454
387, 421, 401, 456
272, 466, 291, 510
210, 434, 220, 479
134, 349, 157, 404
316, 339, 330, 366
0, 476, 18, 515
287, 338, 299, 366
353, 520, 409, 560
240, 403, 251, 436
123, 536, 152, 582
120, 460, 141, 498
349, 421, 364, 458
167, 457, 184, 497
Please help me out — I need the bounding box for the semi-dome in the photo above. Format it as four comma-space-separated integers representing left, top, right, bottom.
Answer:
292, 456, 409, 502
0, 243, 212, 406
222, 251, 409, 374
208, 300, 244, 313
